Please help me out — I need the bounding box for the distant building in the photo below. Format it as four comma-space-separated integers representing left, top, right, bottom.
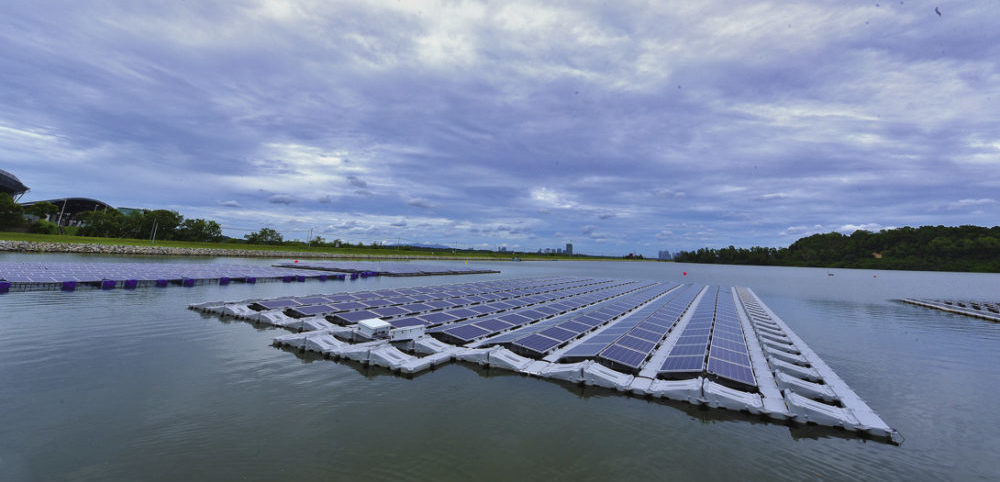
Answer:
20, 197, 116, 227
658, 250, 672, 261
566, 243, 573, 255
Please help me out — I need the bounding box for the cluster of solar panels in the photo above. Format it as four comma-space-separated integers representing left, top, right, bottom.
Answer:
657, 287, 756, 388
429, 280, 646, 344
274, 261, 499, 276
0, 262, 333, 284
660, 286, 720, 376
705, 288, 756, 387
507, 283, 677, 358
367, 278, 619, 329
557, 285, 688, 361
594, 284, 704, 372
242, 277, 614, 329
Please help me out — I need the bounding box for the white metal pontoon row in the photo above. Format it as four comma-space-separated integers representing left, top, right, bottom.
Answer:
901, 298, 1000, 322
190, 276, 901, 443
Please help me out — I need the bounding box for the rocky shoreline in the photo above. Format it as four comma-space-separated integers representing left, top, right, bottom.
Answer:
0, 240, 485, 261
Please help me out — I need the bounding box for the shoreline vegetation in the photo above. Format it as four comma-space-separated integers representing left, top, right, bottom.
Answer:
0, 233, 617, 261
673, 225, 1000, 273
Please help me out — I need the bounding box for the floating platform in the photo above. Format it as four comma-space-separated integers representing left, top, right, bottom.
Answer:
274, 261, 500, 277
191, 276, 900, 444
0, 261, 346, 292
900, 298, 1000, 322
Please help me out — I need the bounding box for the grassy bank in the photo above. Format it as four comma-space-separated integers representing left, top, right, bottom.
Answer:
0, 231, 617, 261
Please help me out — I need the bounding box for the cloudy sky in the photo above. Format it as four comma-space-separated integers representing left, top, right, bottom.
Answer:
2, 1, 998, 255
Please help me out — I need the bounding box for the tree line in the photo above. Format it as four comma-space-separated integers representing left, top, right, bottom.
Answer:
673, 225, 1000, 272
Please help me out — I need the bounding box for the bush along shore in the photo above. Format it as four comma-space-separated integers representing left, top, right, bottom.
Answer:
0, 240, 488, 260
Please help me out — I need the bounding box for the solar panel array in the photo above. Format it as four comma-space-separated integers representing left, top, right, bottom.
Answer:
0, 262, 338, 287
505, 283, 677, 358
274, 261, 499, 276
557, 285, 686, 360
429, 280, 646, 344
705, 288, 756, 387
593, 284, 704, 372
657, 287, 757, 388
659, 286, 719, 376
316, 278, 610, 325
232, 276, 621, 331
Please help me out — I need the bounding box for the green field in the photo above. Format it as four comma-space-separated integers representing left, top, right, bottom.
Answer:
0, 231, 617, 261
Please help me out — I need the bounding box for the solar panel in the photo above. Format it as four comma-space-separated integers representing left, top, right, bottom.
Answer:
444, 324, 491, 342
420, 312, 460, 325
253, 299, 301, 310
599, 345, 646, 369
345, 310, 385, 321
538, 326, 576, 341
710, 347, 751, 365
660, 355, 705, 372
390, 317, 425, 328
475, 318, 514, 332
707, 358, 756, 386
668, 343, 707, 357
616, 335, 656, 352
287, 304, 334, 317
514, 334, 562, 353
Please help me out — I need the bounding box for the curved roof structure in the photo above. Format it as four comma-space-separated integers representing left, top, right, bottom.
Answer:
21, 198, 116, 218
0, 169, 29, 198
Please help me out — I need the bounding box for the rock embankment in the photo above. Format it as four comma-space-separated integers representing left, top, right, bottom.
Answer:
0, 240, 476, 260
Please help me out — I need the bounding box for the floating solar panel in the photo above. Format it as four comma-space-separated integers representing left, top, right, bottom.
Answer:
274, 261, 500, 277
0, 262, 342, 292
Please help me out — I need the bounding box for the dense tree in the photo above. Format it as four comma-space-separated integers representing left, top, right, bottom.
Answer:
0, 193, 24, 229
244, 227, 283, 245
175, 218, 223, 242
24, 201, 59, 220
673, 226, 1000, 272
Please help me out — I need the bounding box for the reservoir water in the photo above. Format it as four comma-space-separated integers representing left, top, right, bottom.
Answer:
1, 254, 998, 481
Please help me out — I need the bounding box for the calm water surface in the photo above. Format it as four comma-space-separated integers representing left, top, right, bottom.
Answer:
1, 253, 998, 481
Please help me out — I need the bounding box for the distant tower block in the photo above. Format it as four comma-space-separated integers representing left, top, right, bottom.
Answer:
566, 243, 573, 255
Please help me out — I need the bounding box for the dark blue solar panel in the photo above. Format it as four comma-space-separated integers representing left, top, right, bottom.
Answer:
372, 306, 408, 317
295, 296, 331, 305
710, 347, 751, 366
467, 305, 494, 315
446, 308, 478, 319
539, 326, 576, 341
255, 299, 301, 310
515, 334, 562, 353
420, 312, 459, 325
617, 335, 655, 353
444, 324, 490, 342
425, 300, 454, 309
630, 328, 663, 341
558, 320, 590, 333
475, 318, 514, 332
288, 304, 334, 316
400, 303, 433, 313
600, 345, 646, 369
330, 301, 366, 311
660, 355, 704, 372
707, 358, 756, 386
676, 334, 710, 345
337, 310, 379, 323
669, 344, 708, 357
390, 317, 425, 328
710, 338, 748, 353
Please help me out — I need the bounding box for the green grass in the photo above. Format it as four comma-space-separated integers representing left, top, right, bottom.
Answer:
0, 231, 619, 261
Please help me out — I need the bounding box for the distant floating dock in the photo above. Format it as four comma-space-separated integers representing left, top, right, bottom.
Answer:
0, 262, 347, 292
191, 276, 900, 443
0, 260, 499, 293
901, 298, 1000, 322
275, 261, 500, 277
